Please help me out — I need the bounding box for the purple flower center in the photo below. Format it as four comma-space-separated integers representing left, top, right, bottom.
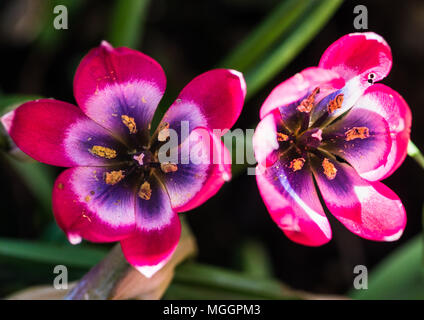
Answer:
274, 86, 370, 180
89, 118, 178, 201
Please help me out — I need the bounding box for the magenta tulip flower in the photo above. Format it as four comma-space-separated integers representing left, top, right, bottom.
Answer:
253, 33, 411, 246
1, 41, 246, 276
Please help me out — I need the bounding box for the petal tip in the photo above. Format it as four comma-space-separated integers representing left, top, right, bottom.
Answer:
351, 32, 388, 45
382, 229, 404, 242
1, 109, 15, 133
222, 171, 231, 182
228, 69, 247, 97
319, 32, 392, 83
134, 260, 167, 278
67, 233, 82, 245
100, 40, 114, 51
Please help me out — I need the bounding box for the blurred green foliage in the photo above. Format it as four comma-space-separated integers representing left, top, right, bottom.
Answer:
108, 0, 150, 48
350, 235, 424, 299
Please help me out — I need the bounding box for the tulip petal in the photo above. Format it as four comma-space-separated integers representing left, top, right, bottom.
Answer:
321, 106, 392, 179
52, 166, 137, 243
310, 153, 406, 241
259, 67, 344, 120
73, 41, 166, 145
312, 33, 393, 125
350, 84, 412, 181
310, 76, 368, 125
319, 32, 392, 85
256, 149, 332, 246
120, 175, 181, 277
1, 99, 127, 167
158, 127, 231, 212
253, 110, 290, 167
161, 69, 246, 137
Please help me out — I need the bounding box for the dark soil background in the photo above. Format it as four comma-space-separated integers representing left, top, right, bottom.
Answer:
0, 0, 422, 296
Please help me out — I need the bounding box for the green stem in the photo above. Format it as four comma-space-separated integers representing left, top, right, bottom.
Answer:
65, 249, 304, 300
240, 240, 273, 278
245, 0, 343, 99
65, 244, 130, 300
171, 262, 300, 300
422, 203, 424, 268
107, 0, 150, 48
408, 140, 424, 170
349, 235, 424, 299
219, 0, 311, 71
4, 156, 54, 216
165, 282, 278, 300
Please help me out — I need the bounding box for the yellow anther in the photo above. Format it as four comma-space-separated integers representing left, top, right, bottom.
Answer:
90, 146, 117, 159
158, 122, 170, 142
289, 158, 305, 172
121, 115, 137, 134
297, 87, 320, 113
345, 127, 370, 141
327, 94, 344, 113
277, 132, 289, 142
161, 162, 178, 173
138, 181, 152, 200
322, 158, 337, 180
104, 170, 125, 185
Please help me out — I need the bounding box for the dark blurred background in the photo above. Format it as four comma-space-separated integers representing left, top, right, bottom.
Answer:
0, 0, 423, 296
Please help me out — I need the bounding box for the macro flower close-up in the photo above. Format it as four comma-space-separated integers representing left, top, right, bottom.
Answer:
1, 41, 246, 276
253, 32, 411, 246
1, 0, 424, 305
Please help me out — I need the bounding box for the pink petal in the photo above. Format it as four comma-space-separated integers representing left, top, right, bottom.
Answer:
311, 153, 406, 241
253, 110, 287, 167
73, 41, 166, 143
159, 127, 231, 212
1, 99, 127, 167
120, 175, 181, 277
259, 67, 344, 120
161, 69, 246, 135
52, 166, 136, 243
321, 106, 392, 179
319, 32, 392, 85
310, 76, 370, 125
352, 84, 412, 181
256, 149, 332, 246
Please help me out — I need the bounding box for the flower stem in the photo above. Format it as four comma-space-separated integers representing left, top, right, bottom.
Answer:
64, 244, 130, 300
218, 0, 311, 71
64, 218, 197, 300
107, 0, 150, 48
171, 262, 294, 299
407, 140, 424, 170
244, 0, 343, 99
166, 262, 345, 300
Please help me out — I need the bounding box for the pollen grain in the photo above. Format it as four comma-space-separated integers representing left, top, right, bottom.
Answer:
289, 158, 305, 172
121, 115, 137, 134
138, 181, 152, 200
345, 127, 370, 141
297, 87, 320, 113
327, 94, 344, 113
104, 170, 125, 185
277, 132, 289, 142
90, 146, 117, 159
322, 158, 337, 180
161, 162, 178, 173
158, 122, 170, 142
